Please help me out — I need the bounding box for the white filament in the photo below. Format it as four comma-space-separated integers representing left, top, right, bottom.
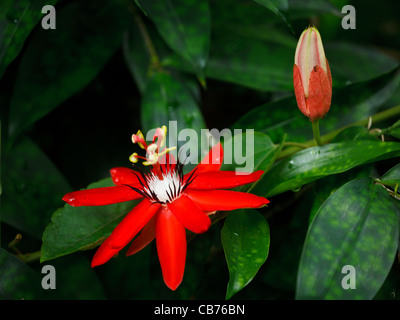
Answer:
144, 171, 181, 203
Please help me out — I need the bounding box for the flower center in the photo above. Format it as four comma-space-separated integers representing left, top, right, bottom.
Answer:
144, 171, 182, 203
127, 125, 196, 203
126, 162, 197, 204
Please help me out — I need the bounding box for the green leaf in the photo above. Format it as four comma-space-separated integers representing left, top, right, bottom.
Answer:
296, 178, 399, 299
253, 0, 291, 30
99, 244, 154, 299
165, 32, 294, 92
287, 0, 341, 16
220, 131, 280, 193
140, 71, 208, 168
40, 178, 138, 262
47, 254, 107, 299
380, 163, 400, 188
122, 17, 172, 93
308, 164, 374, 224
253, 140, 400, 198
326, 42, 399, 85
0, 0, 58, 78
221, 210, 270, 300
137, 0, 210, 78
0, 248, 47, 299
8, 0, 129, 139
2, 136, 71, 239
221, 131, 278, 172
254, 0, 288, 15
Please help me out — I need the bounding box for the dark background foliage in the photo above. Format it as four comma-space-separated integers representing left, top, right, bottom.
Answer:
1, 0, 400, 300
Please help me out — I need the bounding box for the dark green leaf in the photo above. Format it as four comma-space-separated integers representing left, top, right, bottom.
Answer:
287, 0, 340, 16
296, 178, 399, 299
137, 0, 210, 78
140, 71, 207, 168
254, 0, 288, 15
165, 32, 294, 92
220, 131, 280, 193
308, 164, 374, 224
0, 248, 47, 299
380, 163, 400, 188
123, 17, 172, 93
47, 254, 107, 299
0, 0, 58, 78
8, 0, 129, 139
326, 42, 399, 86
40, 178, 138, 262
221, 210, 270, 300
2, 136, 71, 239
253, 0, 291, 30
98, 244, 154, 299
221, 131, 278, 172
253, 140, 400, 198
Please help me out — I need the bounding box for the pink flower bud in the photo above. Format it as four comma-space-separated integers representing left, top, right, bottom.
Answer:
293, 27, 332, 122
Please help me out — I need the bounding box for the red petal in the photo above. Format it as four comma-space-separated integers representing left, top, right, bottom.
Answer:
185, 189, 269, 211
307, 65, 332, 121
155, 206, 187, 291
157, 152, 177, 174
62, 185, 143, 207
110, 167, 144, 186
91, 199, 160, 267
126, 215, 156, 256
188, 170, 264, 190
293, 64, 309, 118
187, 143, 224, 176
167, 194, 211, 234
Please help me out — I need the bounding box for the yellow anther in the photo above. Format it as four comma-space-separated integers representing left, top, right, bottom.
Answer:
130, 126, 175, 167
129, 153, 139, 163
132, 130, 146, 149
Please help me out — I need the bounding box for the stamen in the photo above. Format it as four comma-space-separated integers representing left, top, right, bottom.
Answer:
126, 156, 197, 204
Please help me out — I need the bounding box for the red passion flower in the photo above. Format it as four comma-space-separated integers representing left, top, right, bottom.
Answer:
62, 126, 270, 290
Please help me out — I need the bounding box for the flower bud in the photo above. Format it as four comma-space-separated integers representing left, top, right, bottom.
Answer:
293, 26, 332, 122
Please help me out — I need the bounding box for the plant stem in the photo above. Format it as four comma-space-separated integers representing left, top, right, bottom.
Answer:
277, 104, 400, 159
17, 250, 42, 263
282, 141, 309, 149
127, 0, 162, 72
312, 120, 322, 146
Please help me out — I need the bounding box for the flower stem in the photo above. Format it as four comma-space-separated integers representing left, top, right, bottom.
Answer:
277, 104, 400, 159
312, 120, 322, 146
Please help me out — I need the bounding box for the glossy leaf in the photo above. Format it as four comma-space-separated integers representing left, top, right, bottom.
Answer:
221, 210, 270, 300
48, 254, 107, 299
254, 0, 288, 15
252, 140, 400, 198
253, 0, 290, 29
296, 178, 399, 299
41, 178, 138, 262
325, 42, 399, 86
0, 248, 47, 299
137, 0, 210, 78
0, 0, 58, 78
8, 0, 129, 139
287, 0, 340, 16
380, 163, 400, 188
2, 136, 71, 239
122, 17, 172, 94
140, 71, 208, 166
220, 131, 280, 193
165, 32, 294, 92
